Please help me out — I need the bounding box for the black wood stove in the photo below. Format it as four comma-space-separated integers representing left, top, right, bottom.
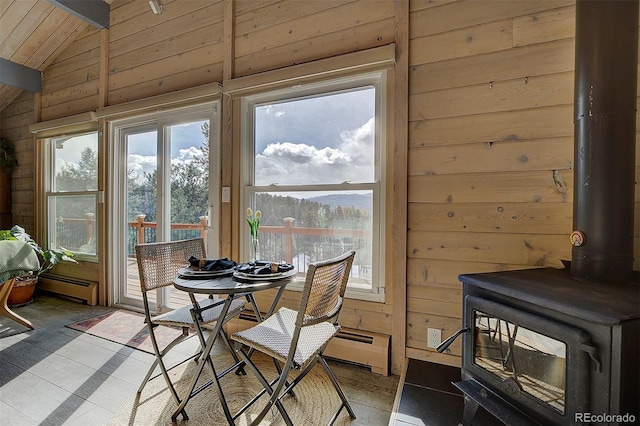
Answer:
438, 1, 640, 425
449, 268, 640, 425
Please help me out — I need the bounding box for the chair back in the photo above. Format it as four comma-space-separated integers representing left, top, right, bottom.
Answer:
296, 250, 355, 328
135, 238, 206, 293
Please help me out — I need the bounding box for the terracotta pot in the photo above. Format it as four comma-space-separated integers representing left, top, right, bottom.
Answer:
7, 276, 38, 307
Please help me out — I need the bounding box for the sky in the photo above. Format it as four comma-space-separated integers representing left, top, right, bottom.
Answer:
58, 87, 376, 190
254, 87, 375, 186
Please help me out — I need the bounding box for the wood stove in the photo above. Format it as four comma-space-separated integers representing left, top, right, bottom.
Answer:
447, 268, 640, 425
437, 1, 640, 425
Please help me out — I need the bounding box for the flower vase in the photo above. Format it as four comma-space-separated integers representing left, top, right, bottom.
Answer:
250, 237, 260, 263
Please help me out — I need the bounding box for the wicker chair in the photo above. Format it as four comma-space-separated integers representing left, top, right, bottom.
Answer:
232, 250, 357, 426
135, 238, 244, 420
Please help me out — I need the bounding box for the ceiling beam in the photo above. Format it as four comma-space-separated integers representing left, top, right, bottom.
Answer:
0, 58, 42, 92
47, 0, 110, 29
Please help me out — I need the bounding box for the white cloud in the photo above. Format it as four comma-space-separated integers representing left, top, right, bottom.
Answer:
127, 154, 156, 182
255, 118, 374, 185
127, 147, 204, 183
339, 117, 375, 166
176, 146, 203, 162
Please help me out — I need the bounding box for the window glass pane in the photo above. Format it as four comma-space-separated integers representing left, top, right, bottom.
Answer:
169, 120, 210, 241
254, 87, 375, 186
252, 190, 372, 290
49, 195, 97, 255
53, 133, 98, 191
126, 130, 158, 245
473, 311, 567, 414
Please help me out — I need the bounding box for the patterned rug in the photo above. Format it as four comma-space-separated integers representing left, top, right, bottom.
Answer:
109, 350, 353, 425
66, 310, 190, 354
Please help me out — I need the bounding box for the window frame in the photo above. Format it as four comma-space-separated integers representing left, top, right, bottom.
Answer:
107, 102, 221, 309
240, 71, 387, 302
44, 130, 100, 262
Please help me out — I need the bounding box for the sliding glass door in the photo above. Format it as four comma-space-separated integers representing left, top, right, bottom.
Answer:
111, 104, 220, 309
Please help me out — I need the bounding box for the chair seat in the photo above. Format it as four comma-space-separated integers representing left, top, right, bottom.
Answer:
152, 296, 245, 328
233, 307, 339, 369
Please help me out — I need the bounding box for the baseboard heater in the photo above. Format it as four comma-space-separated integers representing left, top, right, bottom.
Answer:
38, 274, 98, 306
225, 310, 390, 376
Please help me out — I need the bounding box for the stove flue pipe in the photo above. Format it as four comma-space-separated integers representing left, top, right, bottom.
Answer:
571, 0, 639, 284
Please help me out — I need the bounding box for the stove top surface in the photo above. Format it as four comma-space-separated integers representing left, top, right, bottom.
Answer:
459, 267, 640, 325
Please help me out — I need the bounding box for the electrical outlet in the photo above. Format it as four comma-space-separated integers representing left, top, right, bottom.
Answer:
427, 328, 441, 348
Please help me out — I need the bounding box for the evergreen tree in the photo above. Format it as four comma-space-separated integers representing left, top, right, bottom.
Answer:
56, 147, 98, 191
54, 147, 98, 219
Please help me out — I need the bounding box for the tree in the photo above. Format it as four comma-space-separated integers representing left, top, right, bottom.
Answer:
126, 122, 210, 229
56, 147, 97, 191
54, 147, 98, 220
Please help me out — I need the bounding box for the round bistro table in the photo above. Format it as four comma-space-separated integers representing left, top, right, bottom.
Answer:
171, 269, 296, 423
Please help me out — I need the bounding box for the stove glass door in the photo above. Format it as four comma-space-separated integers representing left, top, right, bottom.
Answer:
473, 311, 567, 414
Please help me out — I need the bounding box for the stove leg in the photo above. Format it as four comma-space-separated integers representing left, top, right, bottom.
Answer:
462, 396, 479, 426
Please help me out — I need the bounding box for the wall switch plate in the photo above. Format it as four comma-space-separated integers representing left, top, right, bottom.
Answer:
221, 187, 231, 203
427, 328, 441, 348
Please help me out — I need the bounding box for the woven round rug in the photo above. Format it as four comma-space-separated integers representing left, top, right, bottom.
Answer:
110, 350, 353, 425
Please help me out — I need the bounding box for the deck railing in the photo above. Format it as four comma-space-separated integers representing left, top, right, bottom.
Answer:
128, 214, 209, 251
57, 214, 372, 279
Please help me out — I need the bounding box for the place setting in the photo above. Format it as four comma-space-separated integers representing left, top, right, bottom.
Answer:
177, 256, 238, 279
178, 256, 296, 282
233, 260, 296, 282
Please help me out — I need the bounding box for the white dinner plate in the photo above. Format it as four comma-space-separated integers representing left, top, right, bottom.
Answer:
178, 267, 235, 278
233, 269, 296, 281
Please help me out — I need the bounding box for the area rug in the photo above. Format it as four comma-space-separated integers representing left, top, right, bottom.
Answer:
66, 310, 190, 354
109, 351, 353, 425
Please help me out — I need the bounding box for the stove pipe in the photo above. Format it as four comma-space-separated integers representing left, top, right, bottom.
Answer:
571, 0, 639, 284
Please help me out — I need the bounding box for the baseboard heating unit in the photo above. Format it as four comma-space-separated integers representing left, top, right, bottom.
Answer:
38, 274, 98, 306
225, 311, 390, 376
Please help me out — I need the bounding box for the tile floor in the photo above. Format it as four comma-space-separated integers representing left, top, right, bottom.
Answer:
0, 292, 398, 426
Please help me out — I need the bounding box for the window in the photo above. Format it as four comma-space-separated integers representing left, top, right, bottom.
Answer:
242, 72, 386, 301
45, 132, 99, 260
107, 102, 220, 309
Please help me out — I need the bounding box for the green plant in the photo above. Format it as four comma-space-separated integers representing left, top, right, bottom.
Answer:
246, 208, 261, 237
0, 136, 19, 174
0, 225, 77, 276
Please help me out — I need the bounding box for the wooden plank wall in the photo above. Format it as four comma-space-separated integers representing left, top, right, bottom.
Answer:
0, 91, 36, 230
406, 0, 639, 367
40, 25, 101, 121
0, 0, 638, 375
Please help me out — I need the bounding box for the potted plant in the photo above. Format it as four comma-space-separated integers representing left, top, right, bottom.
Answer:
0, 136, 18, 174
0, 225, 77, 306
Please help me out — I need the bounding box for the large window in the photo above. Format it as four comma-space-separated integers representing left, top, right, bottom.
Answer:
242, 72, 386, 301
45, 132, 99, 260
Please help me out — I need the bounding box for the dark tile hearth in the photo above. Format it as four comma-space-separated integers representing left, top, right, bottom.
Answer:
394, 359, 500, 426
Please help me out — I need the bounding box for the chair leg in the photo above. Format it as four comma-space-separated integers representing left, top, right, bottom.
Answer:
218, 327, 241, 366
138, 325, 189, 420
318, 355, 356, 420
234, 343, 294, 426
203, 350, 235, 423
279, 356, 318, 396
137, 356, 160, 395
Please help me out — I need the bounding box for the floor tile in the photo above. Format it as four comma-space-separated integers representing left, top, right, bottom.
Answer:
1, 292, 398, 425
0, 401, 39, 426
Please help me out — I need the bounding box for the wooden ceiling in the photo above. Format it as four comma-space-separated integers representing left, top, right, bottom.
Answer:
0, 0, 96, 113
